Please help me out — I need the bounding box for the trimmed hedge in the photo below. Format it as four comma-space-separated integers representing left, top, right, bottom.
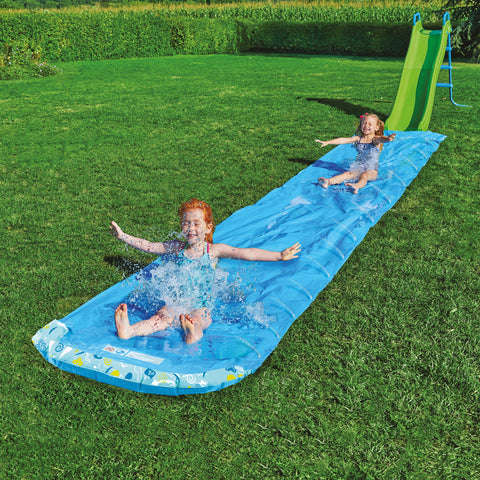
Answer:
170, 17, 249, 55
0, 11, 175, 61
0, 10, 469, 61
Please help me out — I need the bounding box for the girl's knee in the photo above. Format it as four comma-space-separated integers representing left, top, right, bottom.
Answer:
194, 308, 212, 328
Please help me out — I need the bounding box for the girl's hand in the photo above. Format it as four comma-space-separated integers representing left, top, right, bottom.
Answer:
387, 133, 396, 142
281, 242, 301, 260
109, 221, 123, 238
315, 139, 328, 147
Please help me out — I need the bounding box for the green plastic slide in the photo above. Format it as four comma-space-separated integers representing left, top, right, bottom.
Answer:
385, 15, 451, 131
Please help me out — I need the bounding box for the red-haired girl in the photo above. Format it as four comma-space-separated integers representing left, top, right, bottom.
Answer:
110, 198, 301, 343
316, 113, 396, 194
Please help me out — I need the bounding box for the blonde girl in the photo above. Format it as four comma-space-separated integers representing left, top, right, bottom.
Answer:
317, 113, 396, 194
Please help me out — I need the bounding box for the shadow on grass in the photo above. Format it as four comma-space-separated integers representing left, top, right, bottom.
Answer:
299, 97, 392, 118
288, 157, 314, 165
103, 255, 149, 277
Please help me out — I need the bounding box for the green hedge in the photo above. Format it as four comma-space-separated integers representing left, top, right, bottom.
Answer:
0, 11, 175, 61
170, 17, 249, 55
0, 10, 469, 61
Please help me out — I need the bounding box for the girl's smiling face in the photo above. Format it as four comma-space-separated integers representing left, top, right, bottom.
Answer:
181, 208, 213, 246
361, 115, 380, 136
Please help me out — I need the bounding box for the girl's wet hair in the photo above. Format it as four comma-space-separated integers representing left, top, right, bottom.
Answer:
178, 198, 215, 243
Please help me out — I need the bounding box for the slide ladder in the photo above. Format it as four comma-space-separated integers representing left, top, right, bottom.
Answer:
435, 13, 471, 108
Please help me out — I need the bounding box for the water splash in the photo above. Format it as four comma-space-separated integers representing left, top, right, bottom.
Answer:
127, 255, 274, 328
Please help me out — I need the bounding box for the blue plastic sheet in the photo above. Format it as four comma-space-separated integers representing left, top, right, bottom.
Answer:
32, 131, 445, 395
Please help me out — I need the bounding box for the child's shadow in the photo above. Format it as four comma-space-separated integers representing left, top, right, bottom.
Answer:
103, 255, 150, 277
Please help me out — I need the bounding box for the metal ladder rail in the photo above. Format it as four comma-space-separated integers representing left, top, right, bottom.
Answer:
436, 12, 471, 107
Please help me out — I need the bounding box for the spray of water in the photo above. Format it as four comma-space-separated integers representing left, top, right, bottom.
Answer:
121, 235, 275, 329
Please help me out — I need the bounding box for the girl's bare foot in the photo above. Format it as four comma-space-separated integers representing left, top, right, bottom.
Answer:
345, 182, 359, 194
318, 177, 330, 189
115, 303, 132, 339
180, 314, 204, 344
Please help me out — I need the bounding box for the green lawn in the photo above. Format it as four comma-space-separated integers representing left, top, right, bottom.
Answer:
1, 53, 479, 479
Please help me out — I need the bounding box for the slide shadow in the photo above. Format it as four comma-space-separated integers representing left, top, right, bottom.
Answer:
300, 97, 391, 118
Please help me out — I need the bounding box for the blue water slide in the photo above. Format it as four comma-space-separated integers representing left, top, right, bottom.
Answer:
32, 130, 445, 395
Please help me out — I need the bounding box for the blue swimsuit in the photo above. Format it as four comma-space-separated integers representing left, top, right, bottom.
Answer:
350, 141, 380, 173
176, 242, 217, 310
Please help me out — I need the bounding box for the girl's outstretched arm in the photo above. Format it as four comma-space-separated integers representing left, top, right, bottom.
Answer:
374, 133, 396, 144
315, 136, 360, 147
109, 221, 182, 255
211, 242, 301, 262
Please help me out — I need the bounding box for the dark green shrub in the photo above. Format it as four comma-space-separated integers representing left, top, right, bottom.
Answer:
246, 22, 413, 57
446, 0, 480, 60
0, 38, 61, 79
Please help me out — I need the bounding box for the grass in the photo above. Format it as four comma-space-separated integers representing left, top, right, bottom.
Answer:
1, 53, 479, 479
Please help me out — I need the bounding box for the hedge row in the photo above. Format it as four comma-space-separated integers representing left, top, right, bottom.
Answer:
0, 11, 176, 61
0, 10, 466, 62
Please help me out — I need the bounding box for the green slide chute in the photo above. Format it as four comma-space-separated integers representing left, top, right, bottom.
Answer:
386, 14, 451, 131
